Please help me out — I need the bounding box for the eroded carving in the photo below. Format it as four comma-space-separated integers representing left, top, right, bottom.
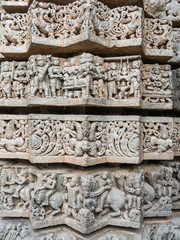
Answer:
29, 1, 142, 41
143, 19, 173, 53
142, 166, 172, 217
0, 61, 28, 100
143, 0, 180, 23
141, 64, 173, 109
1, 13, 29, 47
143, 118, 174, 159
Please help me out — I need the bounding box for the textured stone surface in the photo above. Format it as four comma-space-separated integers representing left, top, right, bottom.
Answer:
0, 163, 175, 234
0, 0, 180, 238
0, 0, 174, 60
0, 115, 179, 165
0, 54, 175, 109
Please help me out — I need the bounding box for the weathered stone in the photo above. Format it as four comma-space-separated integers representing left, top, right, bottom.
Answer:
0, 54, 174, 110
169, 28, 180, 64
0, 163, 174, 234
172, 68, 180, 110
143, 0, 180, 25
0, 1, 173, 59
0, 115, 179, 165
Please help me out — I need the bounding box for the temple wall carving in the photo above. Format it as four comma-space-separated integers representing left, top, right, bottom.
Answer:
0, 115, 179, 165
0, 54, 176, 109
0, 0, 179, 239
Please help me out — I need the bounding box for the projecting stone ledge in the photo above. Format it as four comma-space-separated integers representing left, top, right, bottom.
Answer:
0, 0, 173, 60
0, 114, 179, 166
0, 163, 176, 234
0, 54, 175, 110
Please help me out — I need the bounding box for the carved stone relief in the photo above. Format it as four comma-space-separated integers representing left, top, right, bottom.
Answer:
0, 54, 175, 109
143, 18, 173, 58
0, 115, 179, 165
169, 28, 180, 64
0, 163, 174, 234
172, 68, 180, 110
0, 0, 174, 58
163, 161, 180, 210
143, 0, 180, 24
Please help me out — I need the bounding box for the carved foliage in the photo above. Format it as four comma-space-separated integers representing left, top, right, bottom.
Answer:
30, 118, 140, 159
29, 0, 142, 41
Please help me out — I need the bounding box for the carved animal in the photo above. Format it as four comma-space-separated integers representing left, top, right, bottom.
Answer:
153, 225, 175, 240
143, 182, 155, 211
104, 187, 126, 217
34, 189, 63, 218
172, 177, 180, 202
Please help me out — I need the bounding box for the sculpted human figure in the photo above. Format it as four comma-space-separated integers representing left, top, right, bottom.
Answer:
149, 64, 162, 92
0, 61, 12, 99
118, 65, 130, 99
95, 172, 112, 213
13, 62, 28, 99
40, 173, 57, 207
63, 61, 70, 98
31, 55, 51, 97
161, 65, 172, 92
48, 58, 62, 98
130, 61, 141, 98
93, 57, 105, 98
79, 53, 94, 97
107, 63, 117, 99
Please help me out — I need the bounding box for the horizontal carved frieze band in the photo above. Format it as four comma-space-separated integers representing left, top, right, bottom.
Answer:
0, 54, 176, 109
1, 0, 180, 26
1, 218, 180, 240
0, 115, 179, 165
0, 0, 173, 58
0, 164, 175, 233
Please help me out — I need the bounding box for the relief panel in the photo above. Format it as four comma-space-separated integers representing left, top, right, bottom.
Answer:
0, 0, 174, 58
0, 54, 175, 110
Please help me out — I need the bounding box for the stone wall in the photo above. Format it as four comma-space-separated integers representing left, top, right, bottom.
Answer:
0, 1, 180, 240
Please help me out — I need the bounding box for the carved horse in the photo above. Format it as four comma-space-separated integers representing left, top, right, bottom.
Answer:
33, 189, 63, 218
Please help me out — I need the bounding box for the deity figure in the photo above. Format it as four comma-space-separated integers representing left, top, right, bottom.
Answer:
0, 61, 12, 99
93, 57, 105, 98
107, 63, 118, 99
30, 55, 51, 97
48, 58, 62, 97
79, 53, 94, 97
13, 62, 28, 99
130, 60, 140, 98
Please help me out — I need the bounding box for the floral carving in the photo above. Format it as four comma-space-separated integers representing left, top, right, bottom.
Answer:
29, 0, 142, 41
